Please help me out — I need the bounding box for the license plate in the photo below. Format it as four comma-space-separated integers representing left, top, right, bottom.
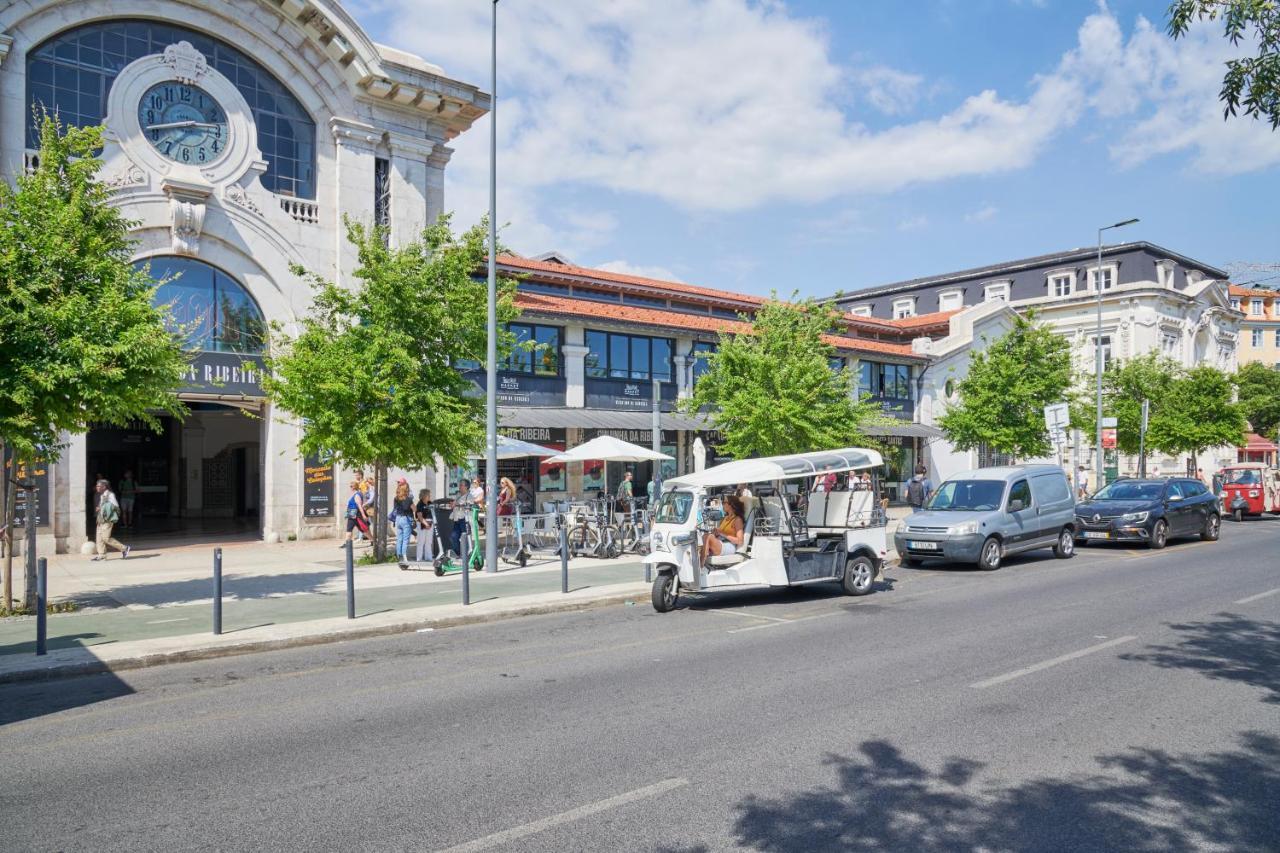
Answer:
908, 541, 939, 551
1083, 531, 1110, 540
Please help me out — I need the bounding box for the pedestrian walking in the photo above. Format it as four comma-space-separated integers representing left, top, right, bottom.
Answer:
450, 478, 475, 558
390, 478, 415, 568
343, 479, 370, 547
907, 465, 932, 511
91, 479, 130, 561
616, 471, 634, 513
118, 469, 138, 527
1076, 465, 1091, 500
414, 488, 434, 563
497, 476, 517, 516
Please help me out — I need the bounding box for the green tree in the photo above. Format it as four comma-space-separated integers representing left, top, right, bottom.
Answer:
681, 298, 881, 459
0, 115, 188, 607
1148, 364, 1247, 463
1234, 361, 1280, 437
1168, 0, 1280, 128
938, 315, 1073, 459
262, 215, 518, 559
1073, 353, 1179, 456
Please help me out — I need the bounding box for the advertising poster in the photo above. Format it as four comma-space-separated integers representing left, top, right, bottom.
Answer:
580, 460, 607, 493
302, 452, 335, 517
539, 455, 566, 492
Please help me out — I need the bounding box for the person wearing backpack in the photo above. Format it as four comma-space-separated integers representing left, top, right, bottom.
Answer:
907, 465, 933, 511
92, 479, 130, 561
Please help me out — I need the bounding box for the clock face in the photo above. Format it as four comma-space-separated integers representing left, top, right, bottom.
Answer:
137, 82, 229, 165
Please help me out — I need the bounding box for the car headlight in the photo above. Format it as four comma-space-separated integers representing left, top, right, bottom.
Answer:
1249, 490, 1260, 498
1122, 511, 1148, 523
670, 531, 695, 546
947, 521, 979, 535
651, 531, 667, 552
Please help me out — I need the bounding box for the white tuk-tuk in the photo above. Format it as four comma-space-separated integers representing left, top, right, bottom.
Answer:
644, 447, 889, 612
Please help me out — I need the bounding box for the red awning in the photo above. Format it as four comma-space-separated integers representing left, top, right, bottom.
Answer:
1242, 432, 1278, 451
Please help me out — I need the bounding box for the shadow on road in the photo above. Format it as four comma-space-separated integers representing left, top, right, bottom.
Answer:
0, 668, 137, 726
732, 733, 1280, 852
80, 569, 346, 609
1120, 613, 1280, 705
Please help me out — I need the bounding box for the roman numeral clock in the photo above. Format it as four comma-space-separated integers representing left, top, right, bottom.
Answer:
101, 41, 268, 255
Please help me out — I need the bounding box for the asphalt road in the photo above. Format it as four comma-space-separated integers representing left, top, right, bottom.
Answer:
2, 519, 1278, 852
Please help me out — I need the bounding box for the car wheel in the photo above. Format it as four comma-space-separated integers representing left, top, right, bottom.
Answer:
1148, 519, 1168, 550
651, 572, 678, 612
842, 555, 875, 596
1201, 513, 1220, 542
1053, 527, 1075, 559
978, 537, 1002, 571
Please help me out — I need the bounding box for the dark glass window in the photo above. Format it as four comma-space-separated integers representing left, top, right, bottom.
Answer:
856, 361, 912, 400
135, 257, 265, 353
502, 323, 561, 376
27, 20, 317, 198
519, 281, 571, 296
710, 307, 740, 319
622, 293, 667, 308
586, 330, 674, 383
374, 157, 390, 229
571, 287, 622, 303
691, 341, 716, 383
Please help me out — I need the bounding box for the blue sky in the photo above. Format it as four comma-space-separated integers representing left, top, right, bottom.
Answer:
352, 0, 1280, 298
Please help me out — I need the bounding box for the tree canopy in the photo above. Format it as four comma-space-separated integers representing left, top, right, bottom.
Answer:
0, 116, 188, 462
1168, 0, 1280, 128
1234, 361, 1280, 437
681, 298, 882, 459
1148, 364, 1247, 458
937, 315, 1073, 459
1072, 353, 1178, 455
262, 215, 519, 472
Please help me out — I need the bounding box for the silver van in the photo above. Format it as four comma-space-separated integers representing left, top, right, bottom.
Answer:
893, 465, 1076, 570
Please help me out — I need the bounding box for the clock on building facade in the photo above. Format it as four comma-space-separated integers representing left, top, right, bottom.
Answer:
137, 81, 229, 165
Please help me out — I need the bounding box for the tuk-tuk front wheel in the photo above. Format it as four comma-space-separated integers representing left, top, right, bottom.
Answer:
652, 572, 678, 612
842, 555, 875, 596
1234, 508, 1244, 523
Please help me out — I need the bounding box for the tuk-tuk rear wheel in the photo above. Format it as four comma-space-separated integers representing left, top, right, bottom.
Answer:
842, 555, 875, 596
652, 572, 678, 612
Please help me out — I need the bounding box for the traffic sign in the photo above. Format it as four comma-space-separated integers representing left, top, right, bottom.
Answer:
1101, 416, 1118, 428
1044, 402, 1070, 431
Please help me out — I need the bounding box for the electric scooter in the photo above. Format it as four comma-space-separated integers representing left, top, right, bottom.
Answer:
430, 502, 484, 576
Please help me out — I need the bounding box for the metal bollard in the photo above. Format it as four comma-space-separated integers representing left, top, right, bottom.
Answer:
345, 538, 355, 619
35, 557, 47, 656
213, 547, 223, 635
461, 524, 471, 606
559, 517, 569, 594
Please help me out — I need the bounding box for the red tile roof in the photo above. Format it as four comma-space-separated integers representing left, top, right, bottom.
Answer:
1243, 432, 1278, 451
846, 310, 960, 332
499, 254, 766, 307
514, 292, 922, 359
1229, 284, 1276, 298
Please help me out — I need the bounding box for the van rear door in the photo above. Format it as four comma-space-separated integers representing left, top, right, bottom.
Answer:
1030, 471, 1073, 542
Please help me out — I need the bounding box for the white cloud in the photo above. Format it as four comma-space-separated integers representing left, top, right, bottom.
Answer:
964, 205, 998, 223
897, 215, 929, 231
596, 260, 679, 281
359, 0, 1279, 254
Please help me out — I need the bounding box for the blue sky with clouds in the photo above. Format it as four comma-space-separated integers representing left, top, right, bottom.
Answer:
351, 0, 1280, 298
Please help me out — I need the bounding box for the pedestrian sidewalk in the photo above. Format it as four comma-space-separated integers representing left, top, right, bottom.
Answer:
0, 536, 651, 683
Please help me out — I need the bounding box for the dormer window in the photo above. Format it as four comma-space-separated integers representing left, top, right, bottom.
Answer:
1231, 298, 1242, 311
849, 305, 873, 317
892, 297, 916, 319
937, 289, 964, 312
1250, 299, 1264, 316
1087, 265, 1117, 292
1047, 271, 1076, 297
984, 281, 1010, 302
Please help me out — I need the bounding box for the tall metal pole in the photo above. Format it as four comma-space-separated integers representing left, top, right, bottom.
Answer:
484, 0, 500, 574
1095, 218, 1138, 492
649, 379, 661, 584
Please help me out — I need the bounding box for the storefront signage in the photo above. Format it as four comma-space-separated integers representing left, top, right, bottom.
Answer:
499, 426, 566, 444
465, 372, 566, 407
179, 351, 266, 397
583, 428, 679, 445
584, 379, 678, 411
302, 452, 335, 518
3, 449, 49, 528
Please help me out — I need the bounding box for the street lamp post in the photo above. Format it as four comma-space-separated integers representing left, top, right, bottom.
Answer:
1095, 218, 1139, 491
484, 0, 499, 573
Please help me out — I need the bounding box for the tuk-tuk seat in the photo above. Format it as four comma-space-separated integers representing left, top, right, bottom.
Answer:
708, 509, 756, 567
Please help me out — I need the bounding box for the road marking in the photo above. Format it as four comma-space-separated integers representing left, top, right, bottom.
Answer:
698, 608, 790, 623
970, 635, 1137, 689
1234, 587, 1280, 605
727, 610, 842, 634
146, 618, 189, 624
435, 777, 688, 852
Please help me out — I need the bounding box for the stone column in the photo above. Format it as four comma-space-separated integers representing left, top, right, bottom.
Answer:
673, 355, 691, 399
426, 143, 453, 225
261, 403, 301, 543
386, 131, 434, 247
329, 117, 380, 287
563, 345, 589, 408
182, 421, 206, 514
65, 431, 88, 552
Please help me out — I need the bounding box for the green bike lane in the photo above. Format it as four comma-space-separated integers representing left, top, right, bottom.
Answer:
0, 559, 648, 658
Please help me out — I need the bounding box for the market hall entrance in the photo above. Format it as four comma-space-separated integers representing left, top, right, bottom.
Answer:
86, 403, 263, 544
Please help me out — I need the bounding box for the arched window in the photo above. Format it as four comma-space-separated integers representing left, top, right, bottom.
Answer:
135, 257, 266, 354
27, 20, 316, 199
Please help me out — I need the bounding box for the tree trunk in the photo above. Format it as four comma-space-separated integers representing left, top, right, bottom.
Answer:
1, 441, 10, 610
373, 462, 388, 562
22, 478, 36, 611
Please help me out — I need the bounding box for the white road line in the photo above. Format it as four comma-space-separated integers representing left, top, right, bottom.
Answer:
727, 610, 842, 634
970, 636, 1137, 689
699, 608, 790, 623
435, 777, 688, 853
1234, 587, 1280, 605
145, 618, 189, 624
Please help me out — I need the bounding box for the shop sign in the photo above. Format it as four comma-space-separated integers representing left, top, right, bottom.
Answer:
582, 428, 679, 445
465, 371, 566, 407
3, 449, 50, 528
179, 351, 266, 397
498, 426, 567, 444
584, 378, 678, 411
302, 452, 335, 518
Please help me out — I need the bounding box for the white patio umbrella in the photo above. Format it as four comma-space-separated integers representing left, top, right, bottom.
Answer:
467, 435, 561, 460
546, 435, 672, 463
692, 436, 707, 473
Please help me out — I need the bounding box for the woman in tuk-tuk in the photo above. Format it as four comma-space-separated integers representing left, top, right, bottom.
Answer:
700, 494, 746, 565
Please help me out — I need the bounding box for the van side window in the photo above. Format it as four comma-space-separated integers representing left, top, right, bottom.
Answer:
1008, 479, 1031, 509
1032, 473, 1070, 504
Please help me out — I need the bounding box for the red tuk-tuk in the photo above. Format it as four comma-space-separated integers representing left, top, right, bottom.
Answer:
1219, 463, 1280, 521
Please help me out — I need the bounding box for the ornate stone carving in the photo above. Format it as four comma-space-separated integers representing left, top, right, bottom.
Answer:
161, 178, 212, 255
161, 41, 209, 85
224, 183, 262, 216
104, 164, 146, 190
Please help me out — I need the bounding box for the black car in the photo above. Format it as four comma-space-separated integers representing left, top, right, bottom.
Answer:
1074, 477, 1220, 549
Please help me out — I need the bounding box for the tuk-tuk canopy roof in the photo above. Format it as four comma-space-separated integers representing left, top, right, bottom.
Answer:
665, 447, 884, 489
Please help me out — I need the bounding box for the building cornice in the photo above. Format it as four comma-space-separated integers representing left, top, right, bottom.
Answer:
0, 33, 13, 66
